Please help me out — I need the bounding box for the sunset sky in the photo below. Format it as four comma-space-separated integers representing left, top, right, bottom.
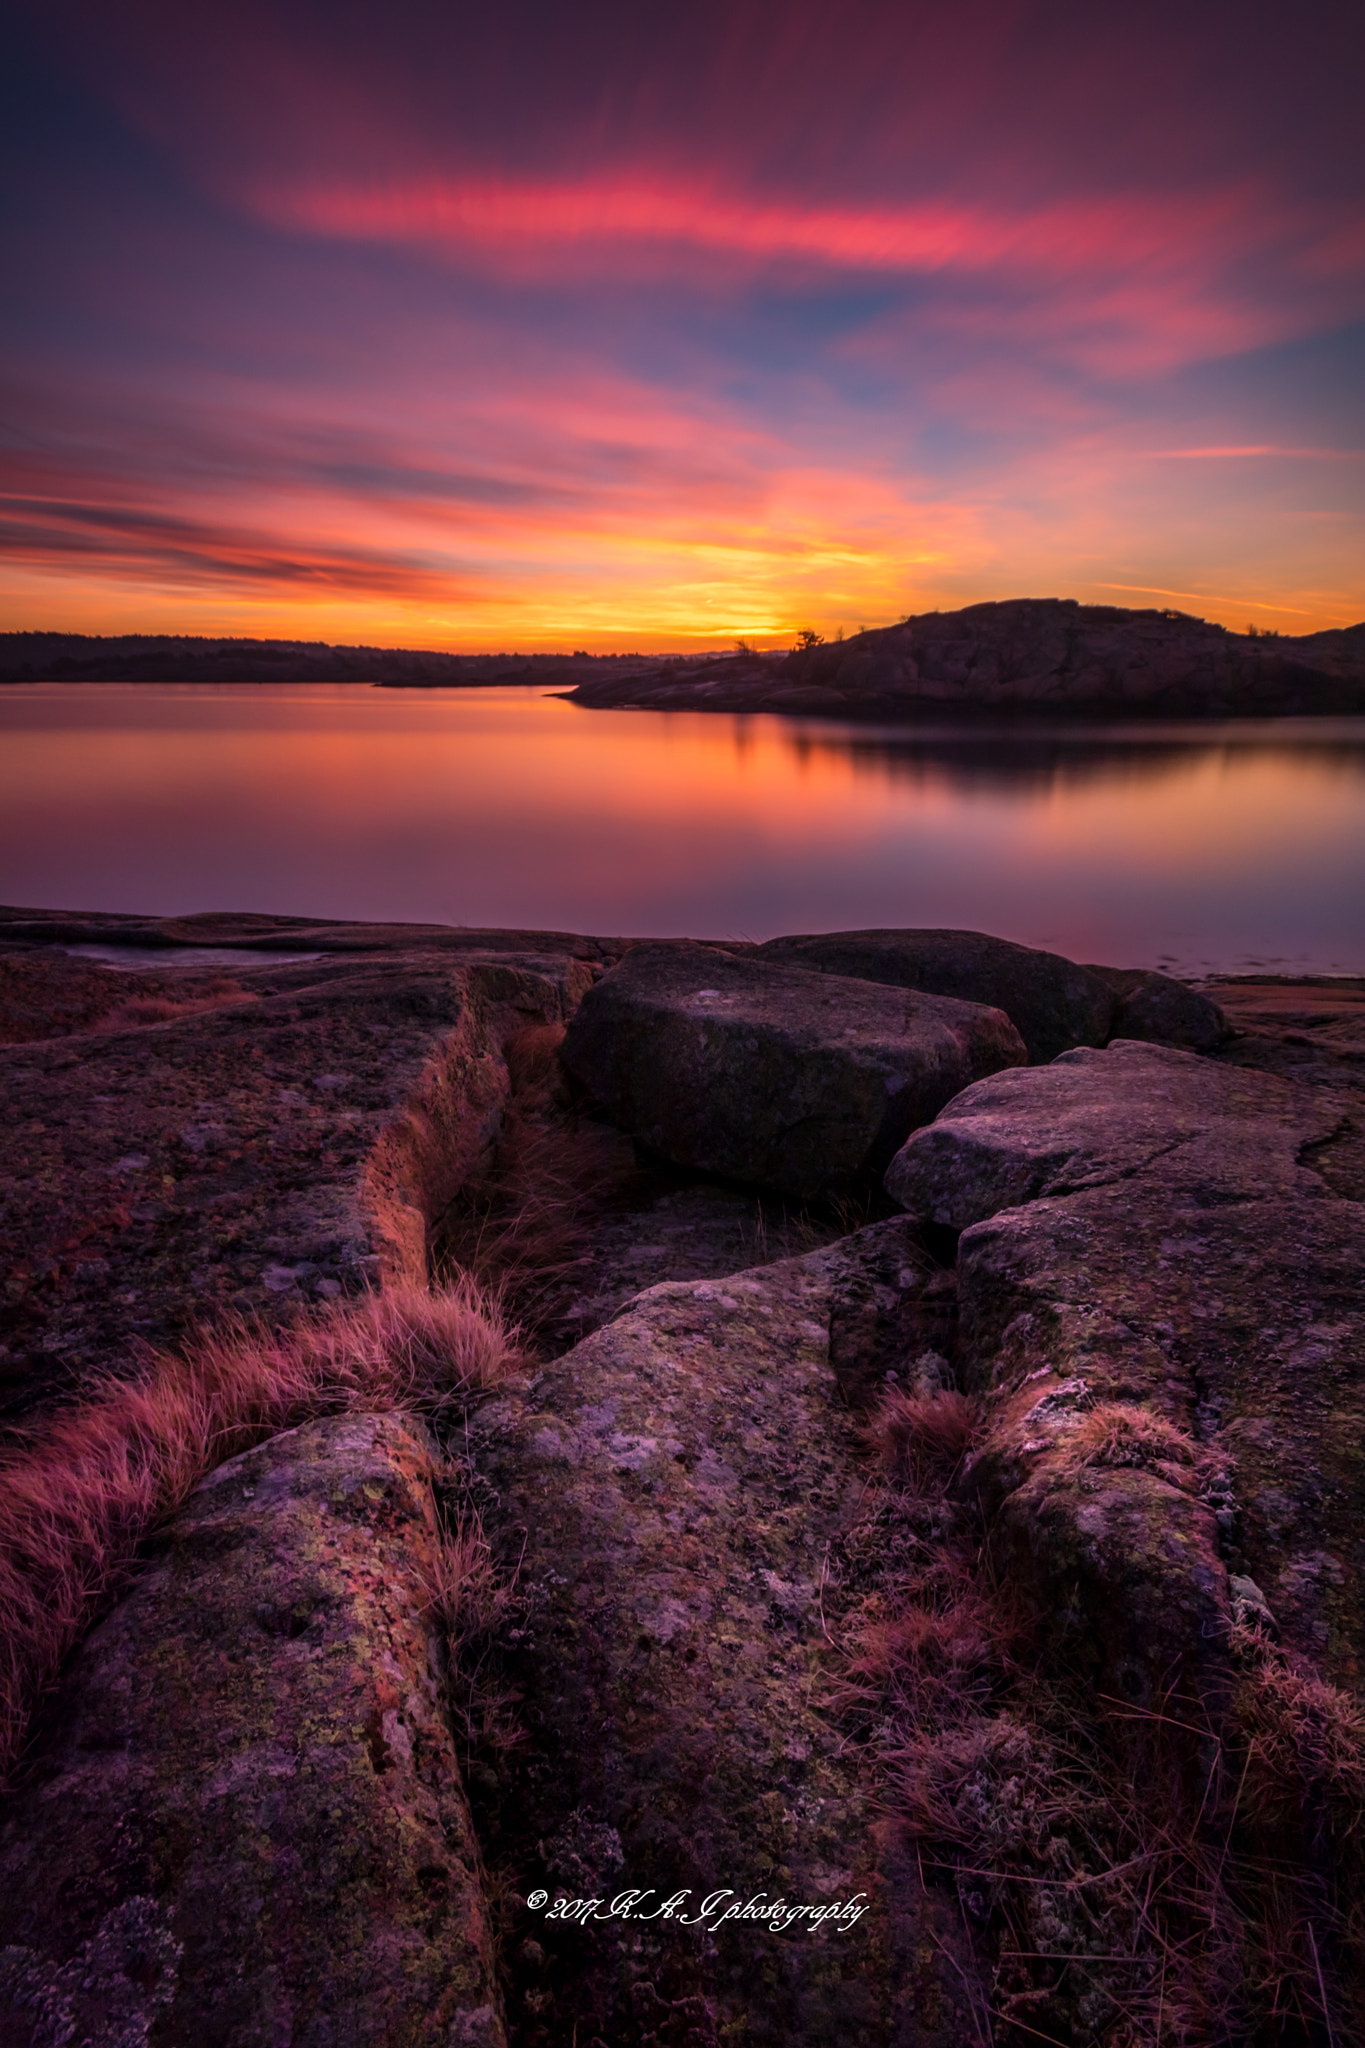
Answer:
3, 0, 1362, 649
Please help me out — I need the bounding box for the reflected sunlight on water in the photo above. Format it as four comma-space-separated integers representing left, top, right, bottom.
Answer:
0, 683, 1361, 974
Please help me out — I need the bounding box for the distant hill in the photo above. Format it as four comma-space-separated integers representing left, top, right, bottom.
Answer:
0, 633, 663, 686
561, 600, 1365, 717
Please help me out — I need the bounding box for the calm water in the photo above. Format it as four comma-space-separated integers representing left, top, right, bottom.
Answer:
1, 682, 1362, 976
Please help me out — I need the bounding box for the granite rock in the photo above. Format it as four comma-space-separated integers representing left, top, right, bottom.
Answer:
886, 1042, 1365, 1690
560, 940, 1026, 1197
1085, 962, 1229, 1050
0, 1411, 506, 2048
469, 1223, 944, 2046
883, 1039, 1334, 1225
758, 927, 1118, 1065
0, 921, 595, 1432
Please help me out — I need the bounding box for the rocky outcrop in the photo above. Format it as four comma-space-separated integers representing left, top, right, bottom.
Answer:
561, 600, 1365, 717
0, 1411, 506, 2048
560, 940, 1026, 1197
3, 907, 1363, 2044
885, 1041, 1365, 1689
884, 1039, 1329, 1223
758, 928, 1118, 1065
759, 929, 1227, 1063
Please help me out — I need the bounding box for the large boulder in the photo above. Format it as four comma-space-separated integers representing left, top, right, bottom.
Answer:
0, 1412, 506, 2048
560, 940, 1026, 1198
884, 1039, 1333, 1225
757, 927, 1117, 1064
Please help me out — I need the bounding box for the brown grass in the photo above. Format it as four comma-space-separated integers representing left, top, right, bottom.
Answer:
92, 977, 249, 1033
1230, 1621, 1365, 1842
0, 1277, 520, 1782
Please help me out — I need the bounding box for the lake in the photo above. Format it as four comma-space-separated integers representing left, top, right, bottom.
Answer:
1, 682, 1362, 976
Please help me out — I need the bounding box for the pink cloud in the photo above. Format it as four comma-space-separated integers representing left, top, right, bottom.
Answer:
258, 173, 1269, 281
245, 171, 1365, 382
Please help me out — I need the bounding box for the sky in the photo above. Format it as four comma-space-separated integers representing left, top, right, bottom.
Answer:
2, 0, 1363, 649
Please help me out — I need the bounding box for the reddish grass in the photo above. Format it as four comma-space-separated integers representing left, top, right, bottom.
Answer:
92, 978, 249, 1033
422, 1500, 525, 1765
1230, 1620, 1365, 1839
864, 1387, 982, 1487
1057, 1400, 1200, 1476
0, 1278, 519, 1782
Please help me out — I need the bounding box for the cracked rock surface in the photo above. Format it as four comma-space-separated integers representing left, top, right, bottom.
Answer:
887, 1039, 1365, 1687
0, 915, 601, 1433
467, 1222, 948, 2047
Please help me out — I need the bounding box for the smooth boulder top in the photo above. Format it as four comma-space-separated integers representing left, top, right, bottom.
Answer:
757, 927, 1117, 1065
884, 1038, 1341, 1227
560, 940, 1026, 1199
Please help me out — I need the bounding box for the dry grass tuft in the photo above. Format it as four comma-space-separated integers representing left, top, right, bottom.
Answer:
503, 1020, 572, 1098
865, 1387, 982, 1487
422, 1503, 525, 1765
842, 1576, 1027, 1725
1058, 1401, 1199, 1475
423, 1511, 518, 1645
92, 976, 249, 1034
0, 1277, 519, 1783
1230, 1621, 1365, 1840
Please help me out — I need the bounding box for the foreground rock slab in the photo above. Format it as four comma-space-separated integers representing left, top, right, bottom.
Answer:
469, 1224, 955, 2047
561, 940, 1025, 1197
0, 1411, 505, 2048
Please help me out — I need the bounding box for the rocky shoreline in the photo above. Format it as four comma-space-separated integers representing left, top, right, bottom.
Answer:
1, 908, 1362, 2044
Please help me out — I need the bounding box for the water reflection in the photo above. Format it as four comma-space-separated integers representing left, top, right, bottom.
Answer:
0, 684, 1361, 976
781, 718, 1365, 797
